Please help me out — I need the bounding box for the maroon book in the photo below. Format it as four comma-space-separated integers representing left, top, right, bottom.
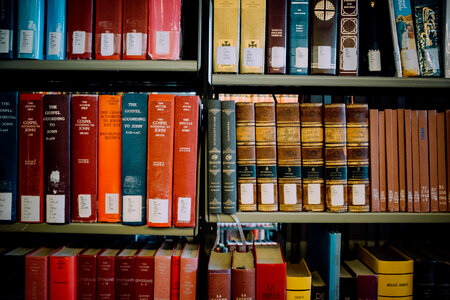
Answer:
66, 0, 94, 59
135, 244, 158, 300
71, 95, 98, 223
95, 0, 123, 60
344, 259, 377, 300
266, 0, 287, 74
77, 248, 102, 300
116, 247, 139, 300
123, 0, 148, 60
97, 248, 121, 300
19, 93, 44, 223
25, 247, 58, 300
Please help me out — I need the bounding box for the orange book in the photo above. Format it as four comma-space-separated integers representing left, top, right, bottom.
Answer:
411, 110, 421, 212
385, 109, 395, 212
437, 112, 447, 212
418, 110, 430, 212
180, 243, 200, 300
378, 111, 386, 212
147, 94, 175, 227
98, 95, 122, 222
154, 241, 176, 299
392, 110, 399, 212
404, 110, 413, 212
397, 109, 406, 211
428, 110, 438, 212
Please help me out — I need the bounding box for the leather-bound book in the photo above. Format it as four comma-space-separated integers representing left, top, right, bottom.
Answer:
301, 103, 325, 211
77, 248, 102, 300
277, 103, 302, 211
404, 110, 414, 212
208, 100, 222, 214
428, 110, 438, 212
437, 112, 447, 211
378, 111, 386, 211
222, 100, 238, 214
369, 109, 380, 211
266, 0, 287, 74
397, 109, 406, 211
411, 110, 421, 212
25, 247, 58, 300
95, 0, 122, 59
66, 0, 94, 59
208, 251, 232, 300
288, 0, 309, 75
338, 0, 359, 75
122, 0, 148, 60
324, 104, 348, 212
236, 102, 257, 211
232, 251, 255, 300
418, 110, 430, 212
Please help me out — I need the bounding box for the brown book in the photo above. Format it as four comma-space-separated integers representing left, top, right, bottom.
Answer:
324, 104, 348, 212
236, 102, 257, 211
447, 110, 450, 211
277, 103, 302, 211
437, 112, 447, 212
428, 110, 439, 212
208, 251, 232, 300
255, 102, 278, 211
338, 0, 359, 75
266, 0, 287, 74
404, 110, 413, 212
411, 110, 421, 212
418, 110, 430, 212
378, 111, 386, 212
346, 104, 369, 212
385, 109, 395, 212
301, 103, 325, 211
369, 109, 380, 212
392, 110, 399, 211
397, 109, 406, 211
232, 251, 255, 300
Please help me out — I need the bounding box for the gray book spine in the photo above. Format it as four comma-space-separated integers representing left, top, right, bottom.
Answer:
208, 100, 222, 214
221, 100, 237, 214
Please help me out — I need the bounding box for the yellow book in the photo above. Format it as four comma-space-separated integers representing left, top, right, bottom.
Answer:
286, 259, 311, 300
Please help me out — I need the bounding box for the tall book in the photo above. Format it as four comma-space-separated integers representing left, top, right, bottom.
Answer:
148, 0, 181, 60
387, 0, 403, 76
66, 0, 94, 59
232, 251, 255, 300
418, 110, 430, 212
207, 100, 222, 214
116, 245, 139, 300
411, 110, 421, 212
240, 0, 266, 74
121, 93, 148, 225
266, 0, 287, 74
404, 110, 414, 212
0, 0, 14, 59
135, 243, 158, 300
77, 248, 102, 300
437, 112, 447, 211
324, 104, 347, 212
385, 109, 395, 212
97, 247, 121, 300
2, 247, 35, 299
154, 241, 175, 300
301, 103, 325, 211
277, 103, 302, 211
338, 0, 359, 75
208, 251, 232, 300
447, 111, 450, 210
236, 102, 257, 211
25, 247, 58, 300
171, 242, 183, 300
173, 96, 199, 227
286, 259, 312, 300
221, 101, 237, 214
95, 0, 122, 59
378, 111, 387, 211
43, 94, 71, 224
213, 0, 240, 73
446, 0, 450, 78
50, 247, 85, 300
369, 109, 380, 212
361, 0, 382, 75
397, 109, 406, 211
0, 92, 18, 223
392, 110, 400, 211
428, 110, 438, 212
288, 0, 309, 75
343, 259, 377, 300
46, 0, 66, 60
180, 243, 200, 300
147, 94, 175, 227
17, 0, 44, 59
255, 102, 278, 211
255, 244, 287, 300
122, 0, 148, 60
71, 95, 98, 223
19, 93, 44, 223
310, 0, 338, 74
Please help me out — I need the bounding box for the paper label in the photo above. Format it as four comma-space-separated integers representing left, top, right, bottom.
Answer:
78, 194, 92, 218
48, 31, 62, 56
240, 183, 254, 204
156, 31, 170, 55
72, 31, 86, 54
0, 29, 10, 53
123, 195, 142, 222
217, 46, 236, 65
126, 32, 143, 56
368, 49, 381, 71
105, 193, 119, 214
101, 33, 114, 56
148, 198, 169, 224
283, 184, 297, 204
307, 184, 321, 204
330, 185, 344, 206
243, 47, 263, 67
352, 185, 366, 205
402, 49, 419, 71
343, 48, 357, 70
318, 46, 331, 69
177, 197, 191, 222
0, 193, 12, 220
425, 48, 439, 72
21, 196, 40, 222
271, 47, 286, 68
295, 47, 308, 68
46, 195, 65, 223
20, 30, 34, 54
261, 183, 275, 204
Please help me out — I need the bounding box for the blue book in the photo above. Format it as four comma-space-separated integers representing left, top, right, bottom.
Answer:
46, 0, 66, 60
16, 0, 45, 59
0, 0, 15, 59
121, 93, 148, 225
288, 0, 309, 75
0, 92, 18, 223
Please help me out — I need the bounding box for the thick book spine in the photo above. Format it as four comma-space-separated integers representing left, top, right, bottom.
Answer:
437, 112, 447, 211
66, 0, 93, 59
236, 102, 257, 211
171, 249, 181, 300
208, 269, 231, 300
43, 94, 71, 224
369, 109, 380, 212
97, 253, 116, 300
50, 256, 77, 300
392, 110, 400, 211
428, 110, 438, 212
418, 110, 430, 212
19, 93, 44, 223
17, 0, 45, 59
147, 94, 175, 227
46, 0, 66, 60
255, 102, 278, 211
122, 0, 148, 60
387, 0, 403, 77
98, 95, 122, 223
232, 268, 256, 300
397, 109, 406, 211
116, 253, 136, 300
378, 111, 387, 211
346, 104, 369, 212
324, 104, 348, 212
77, 251, 98, 300
25, 250, 51, 300
95, 0, 122, 60
180, 245, 199, 300
207, 100, 222, 214
277, 103, 302, 211
288, 0, 309, 75
135, 252, 155, 300
411, 110, 421, 212
0, 92, 18, 223
404, 110, 413, 212
71, 95, 98, 223
173, 96, 200, 227
361, 0, 382, 75
154, 245, 173, 300
447, 111, 450, 210
310, 0, 338, 74
121, 93, 148, 225
385, 109, 395, 212
338, 0, 359, 75
0, 0, 14, 59
301, 103, 325, 211
267, 0, 287, 74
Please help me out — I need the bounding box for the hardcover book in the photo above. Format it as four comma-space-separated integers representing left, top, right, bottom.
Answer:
343, 259, 377, 300
154, 241, 176, 300
135, 243, 158, 300
208, 251, 232, 300
392, 110, 400, 211
255, 244, 286, 300
2, 247, 35, 299
95, 0, 122, 59
171, 242, 183, 300
286, 259, 312, 300
0, 0, 14, 59
266, 0, 287, 74
288, 0, 309, 75
116, 245, 139, 300
25, 247, 58, 300
385, 109, 395, 212
338, 0, 359, 75
180, 243, 200, 300
369, 109, 380, 212
207, 100, 222, 214
232, 251, 255, 300
50, 247, 85, 300
418, 110, 430, 212
378, 111, 387, 211
360, 0, 382, 75
398, 109, 407, 211
222, 100, 237, 214
311, 271, 327, 300
387, 0, 403, 76
46, 0, 66, 60
340, 265, 356, 300
411, 110, 421, 212
428, 110, 439, 212
404, 110, 414, 212
66, 0, 94, 59
437, 112, 447, 211
447, 110, 450, 210
446, 0, 450, 78
122, 0, 148, 60
77, 248, 102, 300
17, 0, 45, 59
97, 247, 121, 300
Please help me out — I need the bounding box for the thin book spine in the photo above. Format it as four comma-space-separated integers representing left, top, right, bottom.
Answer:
369, 109, 380, 212
207, 100, 222, 214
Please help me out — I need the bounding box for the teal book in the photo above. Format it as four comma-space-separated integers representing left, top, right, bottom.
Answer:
289, 0, 309, 74
46, 0, 66, 60
208, 100, 222, 214
16, 0, 45, 59
121, 93, 148, 225
221, 100, 237, 214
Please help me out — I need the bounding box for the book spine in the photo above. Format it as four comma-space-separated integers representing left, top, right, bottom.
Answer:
221, 101, 238, 214
418, 110, 430, 212
411, 110, 421, 212
122, 0, 148, 60
17, 0, 45, 59
447, 111, 450, 210
173, 96, 199, 227
0, 0, 14, 59
437, 112, 447, 211
240, 0, 266, 74
256, 261, 286, 300
378, 111, 386, 211
71, 95, 98, 223
277, 103, 302, 211
232, 269, 256, 300
0, 92, 18, 222
208, 270, 231, 300
116, 256, 136, 300
95, 0, 123, 60
362, 0, 382, 75
397, 109, 406, 211
207, 100, 222, 214
43, 94, 71, 224
446, 0, 450, 78
338, 0, 359, 75
301, 103, 325, 211
392, 110, 400, 211
385, 109, 395, 212
154, 255, 172, 299
66, 0, 94, 59
46, 0, 66, 60
171, 254, 181, 300
369, 109, 380, 212
97, 256, 116, 300
428, 110, 438, 212
19, 93, 44, 223
324, 104, 348, 212
288, 0, 309, 74
77, 254, 97, 300
267, 0, 287, 74
255, 102, 278, 211
357, 275, 377, 299
25, 255, 49, 300
387, 0, 403, 77
50, 256, 77, 300
404, 110, 414, 212
180, 253, 199, 300
135, 256, 155, 300
346, 104, 369, 212
121, 93, 148, 225
236, 102, 257, 211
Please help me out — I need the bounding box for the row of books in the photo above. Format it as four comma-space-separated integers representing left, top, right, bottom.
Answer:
207, 98, 450, 214
0, 0, 182, 60
0, 92, 200, 227
213, 0, 449, 77
0, 240, 200, 300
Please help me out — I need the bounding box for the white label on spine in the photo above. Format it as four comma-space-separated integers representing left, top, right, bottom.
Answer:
307, 184, 321, 204
48, 32, 61, 56
368, 49, 381, 71
148, 198, 169, 224
352, 184, 366, 205
21, 196, 40, 222
123, 195, 142, 222
126, 32, 143, 56
425, 48, 439, 72
261, 184, 275, 204
78, 194, 92, 218
283, 184, 297, 204
0, 30, 10, 53
46, 195, 65, 223
101, 33, 114, 56
72, 31, 86, 54
318, 46, 331, 69
0, 193, 12, 220
271, 47, 286, 68
156, 31, 170, 54
240, 183, 254, 204
20, 30, 34, 54
177, 197, 191, 222
330, 185, 344, 206
402, 49, 419, 71
243, 48, 263, 67
105, 193, 119, 214
295, 47, 308, 68
343, 48, 357, 70
217, 46, 236, 65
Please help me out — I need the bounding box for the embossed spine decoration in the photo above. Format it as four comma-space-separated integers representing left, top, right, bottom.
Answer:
207, 100, 222, 214
339, 0, 359, 75
221, 101, 237, 214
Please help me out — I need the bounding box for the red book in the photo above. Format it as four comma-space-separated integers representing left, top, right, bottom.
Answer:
437, 112, 447, 212
173, 96, 200, 227
232, 251, 256, 300
19, 93, 44, 223
25, 247, 58, 300
147, 94, 175, 227
71, 95, 98, 223
428, 110, 438, 212
135, 243, 158, 300
418, 110, 430, 212
50, 247, 85, 300
411, 110, 421, 212
404, 110, 413, 212
95, 0, 123, 59
97, 248, 121, 300
369, 109, 379, 212
208, 251, 232, 300
254, 244, 286, 300
66, 0, 94, 59
180, 243, 200, 300
116, 246, 139, 300
123, 0, 148, 60
148, 0, 181, 60
171, 243, 184, 300
77, 248, 102, 300
154, 241, 175, 300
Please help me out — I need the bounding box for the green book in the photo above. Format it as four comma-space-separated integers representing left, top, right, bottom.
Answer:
221, 100, 237, 214
208, 100, 222, 214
